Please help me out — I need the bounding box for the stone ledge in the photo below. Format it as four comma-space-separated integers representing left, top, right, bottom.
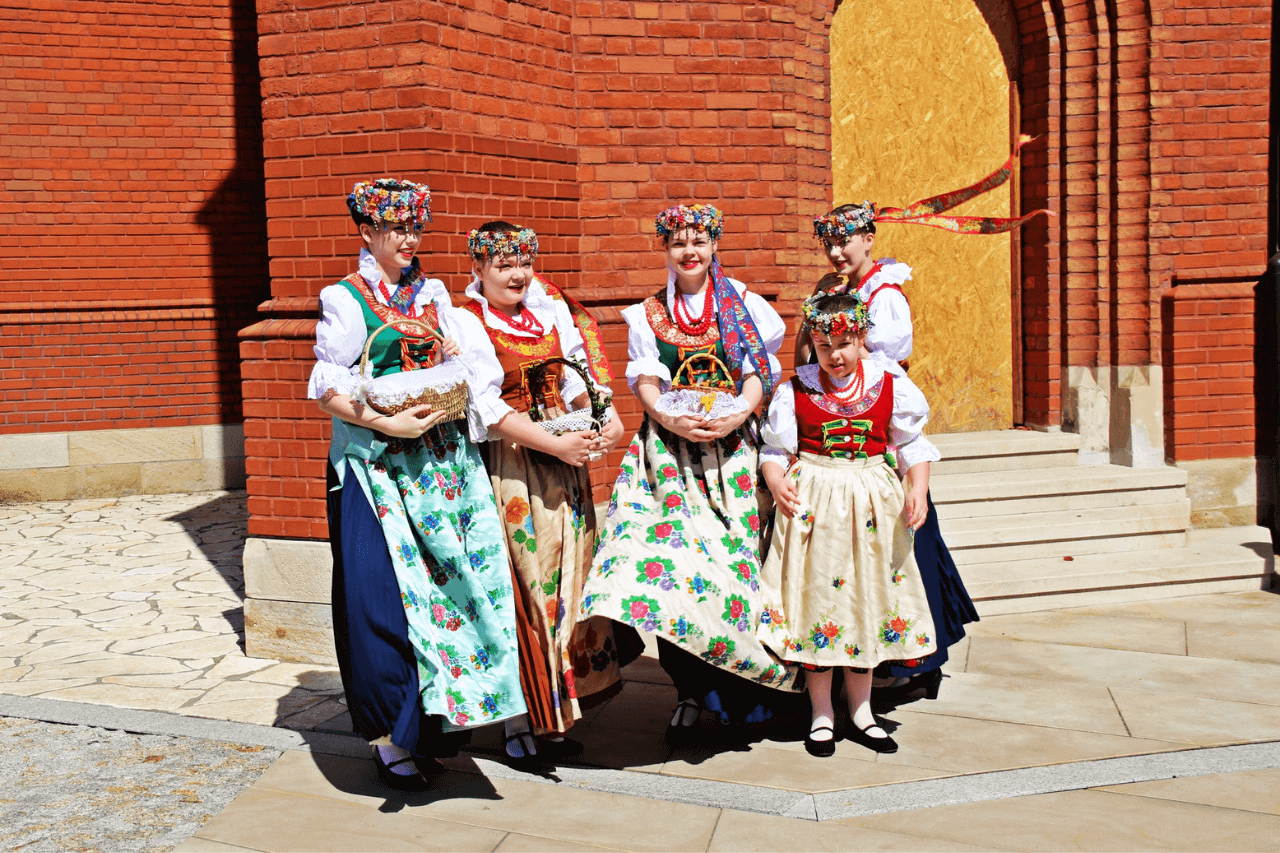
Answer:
1177, 456, 1261, 529
0, 424, 245, 502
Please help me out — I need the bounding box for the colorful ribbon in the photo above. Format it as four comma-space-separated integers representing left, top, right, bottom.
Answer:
873, 135, 1053, 234
709, 257, 776, 401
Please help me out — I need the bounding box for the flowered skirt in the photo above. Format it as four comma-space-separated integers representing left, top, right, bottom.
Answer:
579, 418, 801, 693
482, 440, 628, 736
340, 422, 526, 732
757, 453, 937, 669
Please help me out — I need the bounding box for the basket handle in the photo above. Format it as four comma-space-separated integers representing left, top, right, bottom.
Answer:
671, 351, 735, 390
524, 357, 608, 425
359, 318, 447, 377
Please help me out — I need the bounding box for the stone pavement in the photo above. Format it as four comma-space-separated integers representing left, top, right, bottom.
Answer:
1, 491, 1279, 851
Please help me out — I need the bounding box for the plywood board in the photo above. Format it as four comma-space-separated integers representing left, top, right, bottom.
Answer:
830, 0, 1016, 433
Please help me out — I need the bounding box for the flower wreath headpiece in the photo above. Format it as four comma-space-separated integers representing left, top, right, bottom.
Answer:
813, 136, 1054, 242
813, 201, 876, 241
655, 203, 724, 241
801, 292, 871, 338
347, 178, 432, 229
467, 227, 539, 261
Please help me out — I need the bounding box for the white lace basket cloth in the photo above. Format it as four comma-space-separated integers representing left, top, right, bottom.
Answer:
355, 319, 469, 422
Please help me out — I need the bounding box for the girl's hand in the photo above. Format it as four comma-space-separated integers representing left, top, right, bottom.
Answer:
439, 336, 462, 358
596, 415, 626, 454
902, 461, 930, 531
657, 411, 719, 443
555, 431, 598, 468
763, 462, 799, 519
702, 407, 750, 440
377, 404, 449, 438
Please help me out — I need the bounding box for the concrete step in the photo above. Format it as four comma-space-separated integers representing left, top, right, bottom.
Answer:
963, 526, 1276, 615
932, 464, 1188, 520
931, 429, 1080, 476
945, 500, 1192, 564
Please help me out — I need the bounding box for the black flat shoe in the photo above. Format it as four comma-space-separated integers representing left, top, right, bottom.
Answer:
804, 724, 836, 758
411, 755, 446, 777
665, 698, 701, 743
504, 729, 545, 768
847, 720, 898, 754
373, 749, 431, 791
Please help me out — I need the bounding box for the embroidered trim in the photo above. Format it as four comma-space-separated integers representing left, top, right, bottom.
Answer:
342, 274, 439, 337
644, 292, 720, 348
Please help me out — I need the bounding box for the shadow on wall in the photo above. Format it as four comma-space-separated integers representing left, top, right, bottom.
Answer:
197, 0, 271, 488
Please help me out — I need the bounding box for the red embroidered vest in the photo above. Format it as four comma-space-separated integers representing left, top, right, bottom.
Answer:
793, 371, 894, 460
461, 299, 565, 414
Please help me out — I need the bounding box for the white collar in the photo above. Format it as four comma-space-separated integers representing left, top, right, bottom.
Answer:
856, 259, 913, 301
358, 248, 445, 309
797, 360, 885, 392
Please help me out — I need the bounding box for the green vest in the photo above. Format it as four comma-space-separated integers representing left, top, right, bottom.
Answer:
338, 279, 438, 378
655, 336, 732, 387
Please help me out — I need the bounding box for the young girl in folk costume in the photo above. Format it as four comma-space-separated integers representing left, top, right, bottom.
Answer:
759, 290, 940, 756
796, 137, 1051, 707
461, 221, 632, 763
310, 179, 525, 790
579, 204, 802, 737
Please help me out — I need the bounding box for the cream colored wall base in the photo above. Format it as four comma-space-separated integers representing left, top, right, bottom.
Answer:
1064, 365, 1164, 467
0, 424, 245, 502
243, 536, 336, 665
1177, 456, 1262, 528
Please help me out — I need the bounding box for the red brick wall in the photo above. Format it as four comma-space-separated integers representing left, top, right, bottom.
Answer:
0, 0, 268, 432
1011, 0, 1269, 429
1161, 281, 1257, 461
244, 0, 829, 537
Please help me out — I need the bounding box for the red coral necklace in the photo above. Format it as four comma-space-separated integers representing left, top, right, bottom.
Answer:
819, 361, 866, 404
673, 284, 715, 335
490, 303, 545, 336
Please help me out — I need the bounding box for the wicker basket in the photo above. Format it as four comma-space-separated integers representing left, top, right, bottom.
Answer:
658, 351, 746, 419
357, 319, 469, 422
525, 357, 611, 435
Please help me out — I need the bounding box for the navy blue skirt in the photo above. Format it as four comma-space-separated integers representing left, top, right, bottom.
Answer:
327, 461, 469, 757
883, 492, 979, 678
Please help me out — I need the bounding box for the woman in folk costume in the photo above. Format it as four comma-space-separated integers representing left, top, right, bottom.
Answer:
578, 204, 803, 737
758, 290, 940, 756
796, 137, 1052, 708
309, 179, 525, 790
461, 221, 633, 764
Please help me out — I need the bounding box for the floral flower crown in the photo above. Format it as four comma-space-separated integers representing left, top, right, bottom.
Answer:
813, 201, 876, 242
801, 292, 871, 338
467, 227, 539, 260
655, 204, 724, 241
347, 178, 432, 228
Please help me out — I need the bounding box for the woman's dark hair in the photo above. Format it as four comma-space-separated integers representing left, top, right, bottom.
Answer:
828, 202, 876, 235
476, 220, 521, 233
809, 290, 863, 315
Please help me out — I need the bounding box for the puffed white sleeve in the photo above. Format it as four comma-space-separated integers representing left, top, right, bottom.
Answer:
759, 381, 796, 468
439, 306, 513, 443
866, 289, 913, 368
891, 373, 942, 470
552, 299, 590, 407
308, 285, 366, 400
623, 301, 669, 389
740, 286, 786, 381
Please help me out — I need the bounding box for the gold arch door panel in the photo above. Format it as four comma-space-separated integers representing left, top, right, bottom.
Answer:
830, 0, 1018, 434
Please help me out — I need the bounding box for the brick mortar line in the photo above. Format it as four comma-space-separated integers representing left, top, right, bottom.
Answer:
2, 693, 1278, 822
